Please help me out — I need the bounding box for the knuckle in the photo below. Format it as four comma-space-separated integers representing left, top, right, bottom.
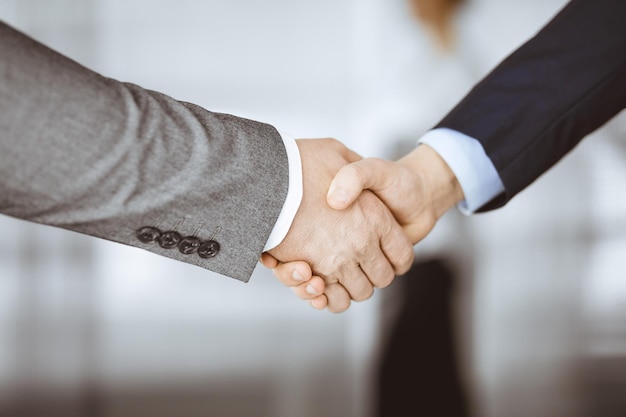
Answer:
358, 286, 375, 301
325, 283, 351, 313
395, 247, 415, 275
376, 269, 396, 289
329, 301, 350, 314
350, 285, 373, 302
354, 237, 374, 258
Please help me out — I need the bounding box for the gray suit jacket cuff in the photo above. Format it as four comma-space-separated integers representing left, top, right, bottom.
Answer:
0, 21, 290, 282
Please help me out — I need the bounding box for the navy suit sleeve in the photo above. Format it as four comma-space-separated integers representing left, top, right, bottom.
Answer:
436, 0, 626, 211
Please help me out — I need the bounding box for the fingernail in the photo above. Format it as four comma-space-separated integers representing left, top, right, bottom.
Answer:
306, 284, 318, 295
292, 270, 304, 281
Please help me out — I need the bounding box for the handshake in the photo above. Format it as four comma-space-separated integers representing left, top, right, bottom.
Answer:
261, 138, 465, 313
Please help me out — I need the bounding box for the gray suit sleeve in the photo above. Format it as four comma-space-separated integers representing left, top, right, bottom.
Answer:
0, 21, 290, 282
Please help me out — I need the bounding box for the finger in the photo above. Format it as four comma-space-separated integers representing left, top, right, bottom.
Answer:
355, 191, 413, 283
327, 158, 394, 210
259, 252, 279, 268
357, 245, 396, 290
310, 294, 328, 310
379, 215, 415, 276
290, 276, 326, 300
271, 260, 314, 287
333, 262, 375, 302
324, 283, 352, 313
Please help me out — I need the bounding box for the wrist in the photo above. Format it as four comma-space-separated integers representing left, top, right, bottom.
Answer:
398, 144, 464, 219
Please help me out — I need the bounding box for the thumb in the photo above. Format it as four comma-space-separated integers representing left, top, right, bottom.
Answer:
259, 252, 279, 268
327, 158, 389, 210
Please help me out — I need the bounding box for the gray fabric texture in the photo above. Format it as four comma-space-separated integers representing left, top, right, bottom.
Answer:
0, 21, 290, 282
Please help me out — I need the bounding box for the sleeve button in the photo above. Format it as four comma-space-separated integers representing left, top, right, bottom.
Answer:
179, 236, 201, 254
158, 231, 182, 249
198, 240, 220, 258
136, 226, 161, 243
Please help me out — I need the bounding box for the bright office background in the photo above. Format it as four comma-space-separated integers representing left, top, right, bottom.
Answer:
1, 1, 625, 417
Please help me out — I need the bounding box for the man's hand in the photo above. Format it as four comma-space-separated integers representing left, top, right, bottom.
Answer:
264, 138, 415, 313
327, 144, 464, 243
265, 144, 464, 310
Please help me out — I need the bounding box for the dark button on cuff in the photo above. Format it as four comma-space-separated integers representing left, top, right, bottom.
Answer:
198, 240, 220, 258
136, 225, 220, 259
179, 236, 201, 254
158, 231, 182, 249
136, 226, 161, 243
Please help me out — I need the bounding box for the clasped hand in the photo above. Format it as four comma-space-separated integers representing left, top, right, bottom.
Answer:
262, 139, 463, 313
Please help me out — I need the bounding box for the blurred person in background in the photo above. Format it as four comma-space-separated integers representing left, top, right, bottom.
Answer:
408, 0, 464, 50
270, 0, 626, 416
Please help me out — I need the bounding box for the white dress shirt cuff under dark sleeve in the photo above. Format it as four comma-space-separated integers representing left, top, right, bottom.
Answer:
263, 131, 303, 251
418, 128, 505, 214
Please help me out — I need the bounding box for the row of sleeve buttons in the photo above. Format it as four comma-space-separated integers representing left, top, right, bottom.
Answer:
136, 226, 220, 258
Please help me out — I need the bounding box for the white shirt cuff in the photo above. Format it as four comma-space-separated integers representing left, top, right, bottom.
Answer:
418, 127, 505, 214
263, 131, 303, 251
